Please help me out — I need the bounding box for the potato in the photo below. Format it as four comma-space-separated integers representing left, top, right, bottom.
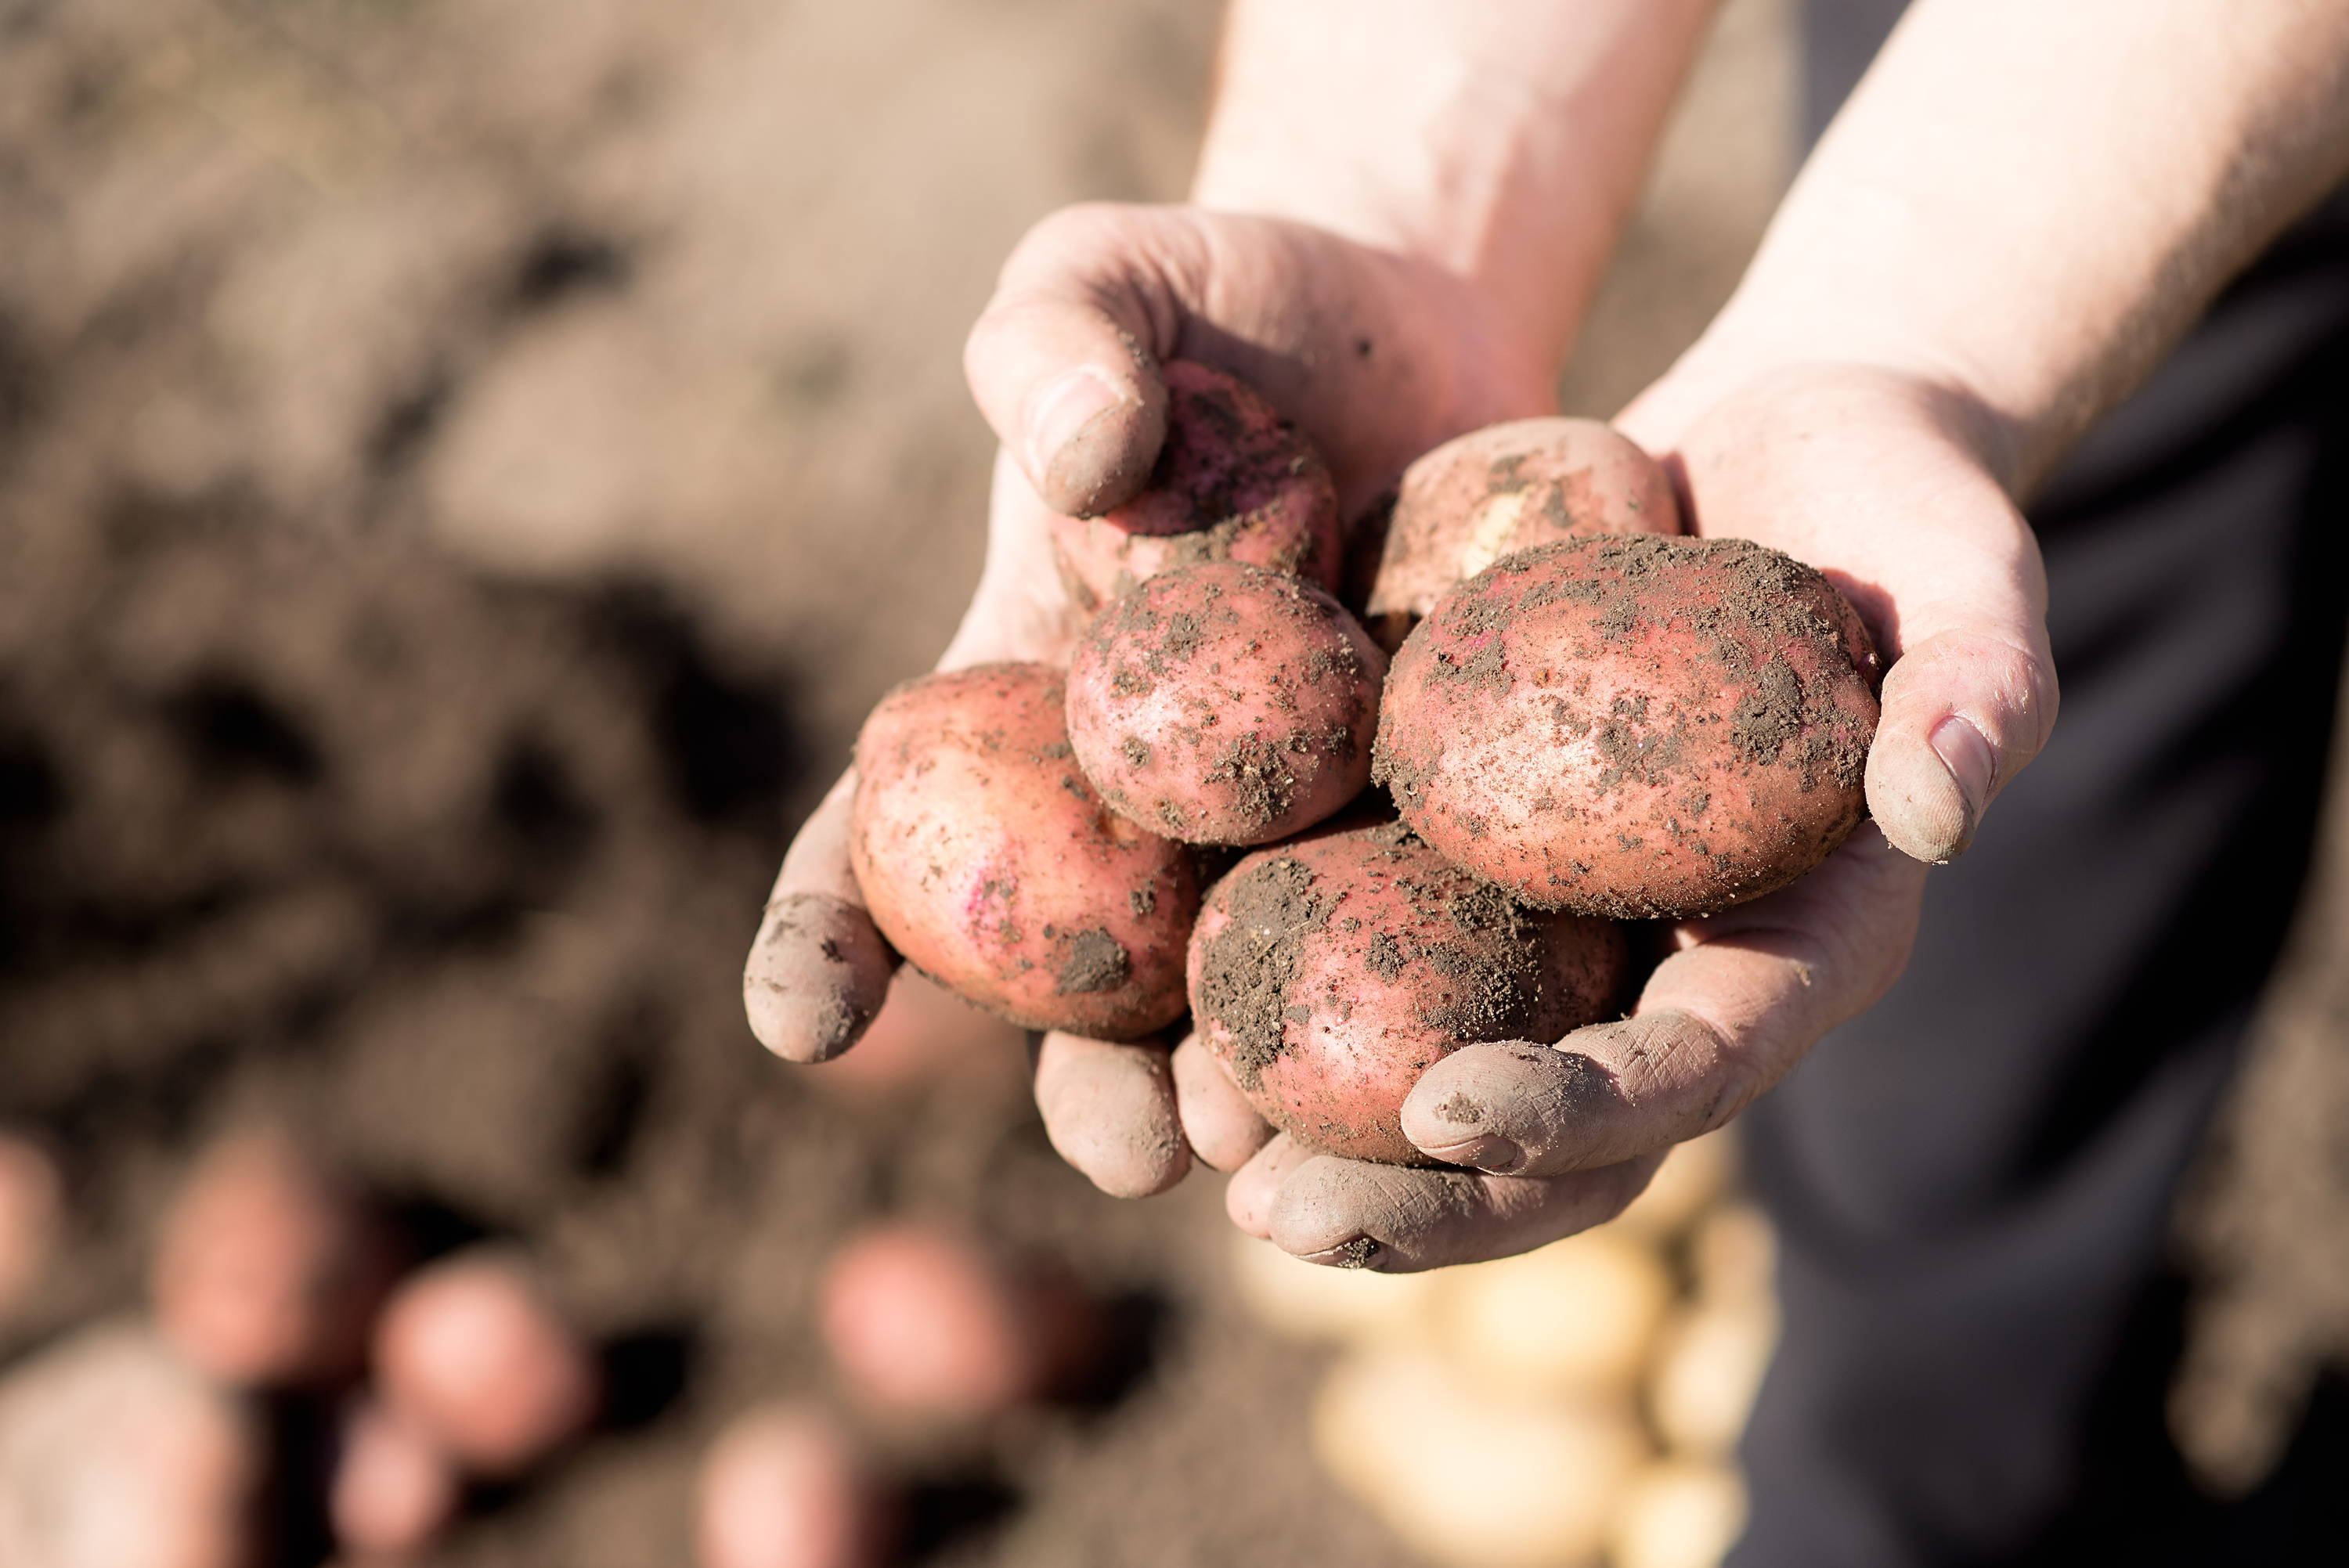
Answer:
850, 662, 1198, 1039
817, 1221, 1098, 1426
0, 1133, 62, 1322
1374, 535, 1880, 919
1368, 418, 1681, 647
150, 1130, 394, 1390
0, 1322, 262, 1568
328, 1400, 459, 1559
1651, 1296, 1777, 1460
1433, 1229, 1673, 1399
695, 1404, 895, 1568
372, 1251, 599, 1477
1227, 1230, 1442, 1346
1313, 1346, 1647, 1568
1188, 820, 1627, 1163
1066, 561, 1384, 845
1606, 1128, 1734, 1243
1608, 1460, 1748, 1568
1051, 361, 1340, 614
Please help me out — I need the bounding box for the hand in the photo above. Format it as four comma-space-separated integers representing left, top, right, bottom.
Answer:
1211, 362, 2058, 1270
744, 202, 1559, 1198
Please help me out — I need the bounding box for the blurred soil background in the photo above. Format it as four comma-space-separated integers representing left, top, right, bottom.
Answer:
0, 0, 2344, 1564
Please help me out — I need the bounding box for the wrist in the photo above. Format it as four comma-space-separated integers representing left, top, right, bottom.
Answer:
1623, 287, 2028, 496
1192, 0, 1715, 384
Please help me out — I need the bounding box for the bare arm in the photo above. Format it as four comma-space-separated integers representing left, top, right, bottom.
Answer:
1639, 0, 2349, 486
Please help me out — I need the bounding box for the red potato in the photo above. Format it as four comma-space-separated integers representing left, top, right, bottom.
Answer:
850, 662, 1199, 1040
1188, 820, 1628, 1163
328, 1400, 459, 1560
1374, 535, 1882, 919
1366, 418, 1681, 648
1066, 561, 1384, 845
150, 1130, 394, 1389
695, 1404, 896, 1568
0, 1132, 63, 1321
371, 1252, 598, 1478
1051, 361, 1342, 614
817, 1220, 1099, 1425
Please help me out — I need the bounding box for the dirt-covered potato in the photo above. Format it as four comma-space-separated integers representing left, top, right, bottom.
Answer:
850, 663, 1199, 1039
1051, 361, 1341, 615
1374, 535, 1881, 919
1066, 561, 1384, 846
1187, 820, 1626, 1163
1366, 418, 1680, 647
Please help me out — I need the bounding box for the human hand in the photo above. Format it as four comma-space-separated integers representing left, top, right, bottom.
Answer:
1210, 361, 2058, 1269
744, 202, 1561, 1199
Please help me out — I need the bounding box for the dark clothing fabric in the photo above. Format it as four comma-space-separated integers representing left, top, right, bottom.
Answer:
1730, 6, 2349, 1564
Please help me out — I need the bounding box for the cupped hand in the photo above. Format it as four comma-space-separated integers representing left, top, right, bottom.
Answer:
744, 203, 1559, 1199
1214, 362, 2060, 1270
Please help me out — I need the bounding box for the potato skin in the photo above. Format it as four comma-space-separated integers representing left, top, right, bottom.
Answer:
1373, 535, 1882, 920
850, 662, 1198, 1039
1051, 362, 1341, 615
1066, 561, 1384, 846
1366, 418, 1680, 647
1187, 820, 1627, 1163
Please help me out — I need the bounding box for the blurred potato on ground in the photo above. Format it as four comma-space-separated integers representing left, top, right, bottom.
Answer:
0, 1133, 64, 1321
818, 1220, 1100, 1426
329, 1399, 461, 1561
1433, 1229, 1676, 1400
0, 1321, 262, 1568
1313, 1346, 1647, 1568
1225, 1231, 1445, 1346
695, 1402, 897, 1568
151, 1129, 394, 1388
1609, 1460, 1748, 1568
373, 1250, 599, 1477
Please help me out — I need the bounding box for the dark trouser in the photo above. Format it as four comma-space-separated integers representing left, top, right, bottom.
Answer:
1730, 8, 2349, 1563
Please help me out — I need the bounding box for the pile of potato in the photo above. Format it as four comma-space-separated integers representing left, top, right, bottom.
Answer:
1232, 1131, 1776, 1568
846, 362, 1881, 1164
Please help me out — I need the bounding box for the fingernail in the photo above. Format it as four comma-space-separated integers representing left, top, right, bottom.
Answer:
1026, 366, 1124, 483
1301, 1238, 1383, 1271
1421, 1134, 1524, 1173
1927, 714, 1994, 856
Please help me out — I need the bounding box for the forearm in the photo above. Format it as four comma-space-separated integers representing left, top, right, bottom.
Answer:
1652, 0, 2349, 489
1194, 0, 1718, 375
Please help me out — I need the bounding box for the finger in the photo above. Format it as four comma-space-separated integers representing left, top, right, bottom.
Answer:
1170, 1033, 1274, 1173
1401, 828, 1925, 1174
1030, 1031, 1190, 1199
963, 204, 1180, 517
1225, 1134, 1319, 1241
743, 773, 897, 1062
1264, 1152, 1664, 1274
1867, 625, 2059, 862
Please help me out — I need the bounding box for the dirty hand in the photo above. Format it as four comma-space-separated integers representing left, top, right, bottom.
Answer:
1210, 359, 2057, 1269
744, 202, 1560, 1198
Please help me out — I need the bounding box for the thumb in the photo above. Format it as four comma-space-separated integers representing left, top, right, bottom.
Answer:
1866, 624, 2059, 863
963, 204, 1181, 517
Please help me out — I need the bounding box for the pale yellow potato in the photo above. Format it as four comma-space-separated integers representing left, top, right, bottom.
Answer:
1651, 1296, 1781, 1459
1433, 1228, 1674, 1400
1312, 1346, 1647, 1568
1608, 1459, 1748, 1568
1225, 1231, 1442, 1346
